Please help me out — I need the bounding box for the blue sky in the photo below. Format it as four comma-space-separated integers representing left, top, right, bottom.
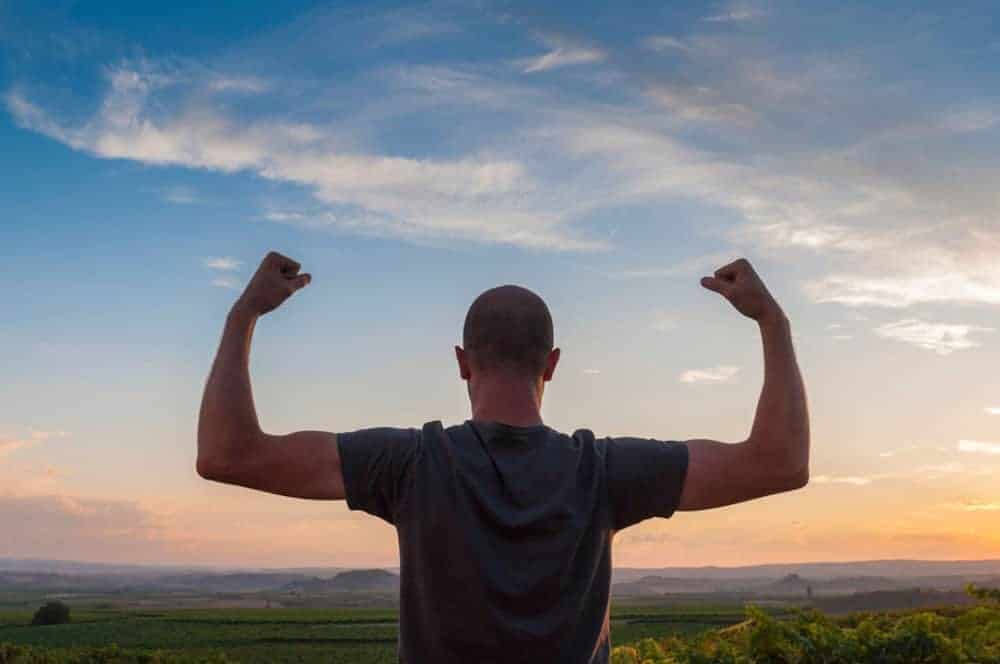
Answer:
2, 0, 1000, 567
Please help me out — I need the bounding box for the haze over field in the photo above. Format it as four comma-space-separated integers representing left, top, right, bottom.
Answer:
2, 0, 999, 568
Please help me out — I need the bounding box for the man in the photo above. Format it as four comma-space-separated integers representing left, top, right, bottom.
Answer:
197, 252, 809, 663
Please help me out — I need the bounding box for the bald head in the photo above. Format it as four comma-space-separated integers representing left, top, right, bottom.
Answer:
462, 285, 554, 377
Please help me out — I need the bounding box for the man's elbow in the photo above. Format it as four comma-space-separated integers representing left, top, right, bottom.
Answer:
196, 453, 230, 482
774, 450, 810, 492
783, 466, 809, 491
755, 447, 809, 493
196, 437, 242, 483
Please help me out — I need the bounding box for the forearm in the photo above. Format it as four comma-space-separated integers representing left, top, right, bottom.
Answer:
746, 310, 810, 477
197, 303, 263, 474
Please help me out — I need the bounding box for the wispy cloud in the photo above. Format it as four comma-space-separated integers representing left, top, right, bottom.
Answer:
30, 429, 70, 441
206, 75, 270, 94
878, 444, 947, 458
940, 107, 999, 133
0, 429, 69, 457
204, 257, 243, 271
641, 35, 690, 53
609, 252, 734, 281
951, 501, 1000, 512
6, 64, 604, 252
986, 407, 1000, 415
522, 46, 606, 73
874, 319, 993, 355
375, 8, 462, 45
704, 0, 768, 23
807, 264, 1000, 309
212, 277, 241, 290
582, 368, 601, 375
679, 366, 739, 384
958, 440, 1000, 455
647, 84, 755, 126
812, 475, 873, 486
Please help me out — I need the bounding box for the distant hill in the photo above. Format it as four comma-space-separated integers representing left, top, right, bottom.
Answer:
3, 557, 997, 600
611, 570, 999, 599
613, 559, 1000, 583
284, 569, 399, 594
154, 573, 309, 593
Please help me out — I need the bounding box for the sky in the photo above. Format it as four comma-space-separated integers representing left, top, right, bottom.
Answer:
1, 0, 999, 569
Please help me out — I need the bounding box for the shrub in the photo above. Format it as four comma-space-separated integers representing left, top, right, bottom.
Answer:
610, 603, 1000, 664
30, 602, 71, 627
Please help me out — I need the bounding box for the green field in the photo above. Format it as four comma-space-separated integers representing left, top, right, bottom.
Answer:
3, 600, 995, 662
0, 603, 750, 663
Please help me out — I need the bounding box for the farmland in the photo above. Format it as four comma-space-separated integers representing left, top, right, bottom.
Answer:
0, 602, 751, 663
2, 561, 997, 661
2, 600, 999, 662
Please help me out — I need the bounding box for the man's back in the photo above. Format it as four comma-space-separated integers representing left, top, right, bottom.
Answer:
337, 420, 689, 663
198, 254, 809, 662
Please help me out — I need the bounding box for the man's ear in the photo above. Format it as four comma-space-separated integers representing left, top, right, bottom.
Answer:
542, 347, 560, 382
455, 346, 472, 380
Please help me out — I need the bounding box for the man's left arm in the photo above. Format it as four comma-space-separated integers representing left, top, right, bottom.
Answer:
196, 251, 345, 500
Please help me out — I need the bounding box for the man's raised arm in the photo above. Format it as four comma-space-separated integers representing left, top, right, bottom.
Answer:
678, 258, 810, 511
197, 251, 346, 500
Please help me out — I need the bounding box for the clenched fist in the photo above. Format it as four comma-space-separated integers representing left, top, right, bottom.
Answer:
235, 252, 311, 316
700, 258, 783, 324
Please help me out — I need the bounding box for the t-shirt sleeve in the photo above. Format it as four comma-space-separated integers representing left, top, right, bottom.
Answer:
336, 427, 421, 525
605, 437, 689, 530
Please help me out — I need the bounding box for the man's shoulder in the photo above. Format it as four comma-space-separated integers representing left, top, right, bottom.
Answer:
436, 420, 600, 439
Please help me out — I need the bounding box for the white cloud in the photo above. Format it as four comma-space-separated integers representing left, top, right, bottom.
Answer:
262, 210, 308, 223
30, 429, 69, 441
642, 36, 690, 52
523, 47, 606, 73
212, 277, 241, 290
609, 252, 735, 280
704, 0, 768, 23
204, 257, 243, 271
679, 365, 739, 384
874, 319, 993, 355
952, 501, 1000, 512
6, 65, 605, 253
958, 440, 1000, 455
941, 107, 999, 133
812, 475, 873, 486
878, 443, 946, 458
647, 85, 755, 126
0, 429, 69, 457
915, 462, 966, 476
807, 267, 1000, 308
6, 21, 999, 271
206, 76, 270, 94
747, 222, 880, 252
582, 368, 601, 375
986, 407, 1000, 415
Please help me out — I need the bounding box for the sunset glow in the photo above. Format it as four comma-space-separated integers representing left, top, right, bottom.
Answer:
2, 0, 999, 568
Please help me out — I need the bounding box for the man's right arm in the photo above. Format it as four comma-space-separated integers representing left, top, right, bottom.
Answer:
678, 259, 810, 511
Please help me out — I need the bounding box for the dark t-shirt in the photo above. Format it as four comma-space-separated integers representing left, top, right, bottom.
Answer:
337, 420, 689, 664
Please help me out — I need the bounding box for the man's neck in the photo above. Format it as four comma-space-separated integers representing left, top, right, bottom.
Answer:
469, 376, 544, 427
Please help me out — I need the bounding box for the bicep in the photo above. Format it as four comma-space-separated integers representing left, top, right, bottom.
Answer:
228, 431, 345, 500
678, 438, 794, 511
